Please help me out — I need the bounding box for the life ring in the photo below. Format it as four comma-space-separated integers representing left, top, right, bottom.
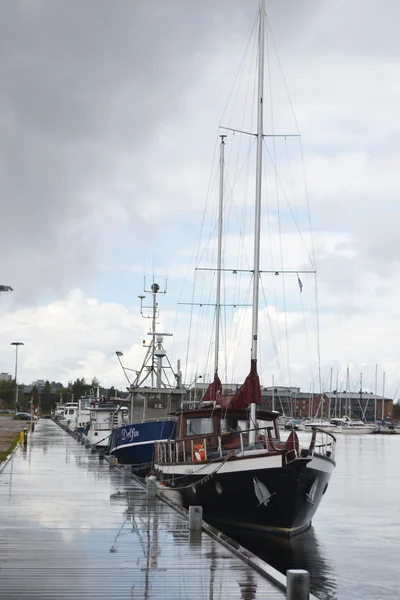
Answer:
193, 444, 206, 462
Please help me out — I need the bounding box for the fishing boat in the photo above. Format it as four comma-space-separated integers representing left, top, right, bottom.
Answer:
153, 0, 336, 536
57, 398, 91, 433
108, 282, 186, 476
82, 396, 128, 449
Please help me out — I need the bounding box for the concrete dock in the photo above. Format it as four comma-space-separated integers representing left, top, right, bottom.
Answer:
0, 419, 287, 599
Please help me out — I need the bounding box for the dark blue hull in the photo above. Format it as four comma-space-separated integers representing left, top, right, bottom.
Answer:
109, 419, 176, 476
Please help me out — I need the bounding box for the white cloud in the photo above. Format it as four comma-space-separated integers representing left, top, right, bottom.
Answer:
2, 1, 400, 403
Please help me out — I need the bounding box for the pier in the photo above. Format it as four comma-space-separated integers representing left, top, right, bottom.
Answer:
0, 419, 303, 599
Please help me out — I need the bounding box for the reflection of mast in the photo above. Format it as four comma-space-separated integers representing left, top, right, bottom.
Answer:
125, 490, 160, 598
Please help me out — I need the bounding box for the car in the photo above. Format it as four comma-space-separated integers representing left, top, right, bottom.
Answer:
13, 412, 32, 420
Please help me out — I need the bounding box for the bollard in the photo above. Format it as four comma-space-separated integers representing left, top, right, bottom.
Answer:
31, 421, 35, 432
188, 506, 203, 531
98, 447, 105, 459
147, 475, 157, 498
124, 465, 132, 479
23, 428, 28, 446
286, 569, 310, 600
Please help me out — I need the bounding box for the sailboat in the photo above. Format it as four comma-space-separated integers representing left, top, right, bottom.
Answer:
109, 281, 186, 476
153, 0, 336, 536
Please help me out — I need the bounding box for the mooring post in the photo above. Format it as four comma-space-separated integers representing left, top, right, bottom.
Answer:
286, 569, 310, 600
188, 506, 203, 531
147, 475, 157, 498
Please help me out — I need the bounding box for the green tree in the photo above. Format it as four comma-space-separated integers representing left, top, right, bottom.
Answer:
40, 381, 53, 414
107, 386, 117, 398
393, 400, 400, 420
55, 387, 71, 405
91, 377, 100, 389
0, 379, 14, 407
71, 378, 90, 400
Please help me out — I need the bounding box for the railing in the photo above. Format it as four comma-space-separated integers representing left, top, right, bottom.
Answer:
311, 426, 336, 461
155, 425, 336, 465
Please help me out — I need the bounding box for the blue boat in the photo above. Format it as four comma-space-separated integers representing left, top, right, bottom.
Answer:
109, 419, 177, 474
108, 281, 186, 476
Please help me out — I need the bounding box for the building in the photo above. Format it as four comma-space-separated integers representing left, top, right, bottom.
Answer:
261, 387, 393, 422
0, 372, 12, 381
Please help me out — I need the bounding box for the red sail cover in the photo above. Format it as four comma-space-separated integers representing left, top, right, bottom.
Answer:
201, 372, 222, 403
217, 359, 262, 409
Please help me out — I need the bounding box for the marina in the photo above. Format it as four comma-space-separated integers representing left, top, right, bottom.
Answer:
1, 1, 400, 600
0, 419, 305, 599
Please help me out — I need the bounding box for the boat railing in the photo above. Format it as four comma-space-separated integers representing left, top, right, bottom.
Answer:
155, 427, 292, 464
155, 424, 336, 465
310, 427, 336, 461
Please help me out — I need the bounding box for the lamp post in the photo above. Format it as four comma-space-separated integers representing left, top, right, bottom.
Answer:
10, 342, 24, 414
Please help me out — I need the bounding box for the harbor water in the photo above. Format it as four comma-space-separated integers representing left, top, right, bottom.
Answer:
219, 433, 400, 600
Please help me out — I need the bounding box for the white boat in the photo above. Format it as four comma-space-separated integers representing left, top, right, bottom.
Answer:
328, 417, 375, 434
57, 397, 91, 433
82, 399, 128, 448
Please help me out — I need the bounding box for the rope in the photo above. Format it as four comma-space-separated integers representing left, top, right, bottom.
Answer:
169, 453, 233, 491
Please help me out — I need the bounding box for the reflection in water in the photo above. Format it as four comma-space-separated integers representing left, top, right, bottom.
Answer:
211, 524, 338, 600
122, 489, 265, 600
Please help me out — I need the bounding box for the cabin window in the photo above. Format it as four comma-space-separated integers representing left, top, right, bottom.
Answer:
147, 394, 166, 410
186, 417, 213, 436
68, 409, 74, 415
221, 417, 250, 433
258, 419, 276, 437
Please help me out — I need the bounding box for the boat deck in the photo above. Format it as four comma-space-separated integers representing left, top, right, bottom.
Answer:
0, 419, 287, 599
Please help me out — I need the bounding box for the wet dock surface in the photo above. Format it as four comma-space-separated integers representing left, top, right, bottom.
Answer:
0, 419, 285, 599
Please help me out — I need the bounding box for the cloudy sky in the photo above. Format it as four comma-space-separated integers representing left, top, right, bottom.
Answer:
1, 0, 400, 400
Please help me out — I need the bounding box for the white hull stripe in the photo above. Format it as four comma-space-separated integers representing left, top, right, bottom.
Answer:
155, 452, 334, 477
109, 438, 171, 453
307, 454, 335, 474
156, 454, 282, 476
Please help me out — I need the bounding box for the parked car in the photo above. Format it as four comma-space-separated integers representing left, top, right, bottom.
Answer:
13, 412, 32, 420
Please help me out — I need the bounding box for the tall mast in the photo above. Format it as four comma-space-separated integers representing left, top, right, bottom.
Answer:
382, 371, 386, 422
374, 364, 378, 423
214, 135, 226, 376
249, 0, 265, 442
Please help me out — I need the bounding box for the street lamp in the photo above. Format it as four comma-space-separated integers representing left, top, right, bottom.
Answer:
10, 342, 24, 414
0, 285, 13, 292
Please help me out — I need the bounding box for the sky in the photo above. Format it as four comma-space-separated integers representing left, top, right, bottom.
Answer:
1, 0, 400, 400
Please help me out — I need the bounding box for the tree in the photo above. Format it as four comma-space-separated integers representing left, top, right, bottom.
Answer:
393, 400, 400, 421
71, 378, 90, 400
91, 377, 100, 389
107, 386, 117, 398
0, 379, 14, 407
40, 381, 53, 414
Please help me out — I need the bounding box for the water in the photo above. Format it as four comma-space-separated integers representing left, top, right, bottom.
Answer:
220, 433, 400, 599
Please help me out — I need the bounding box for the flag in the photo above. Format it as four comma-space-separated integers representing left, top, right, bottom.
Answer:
297, 276, 303, 293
